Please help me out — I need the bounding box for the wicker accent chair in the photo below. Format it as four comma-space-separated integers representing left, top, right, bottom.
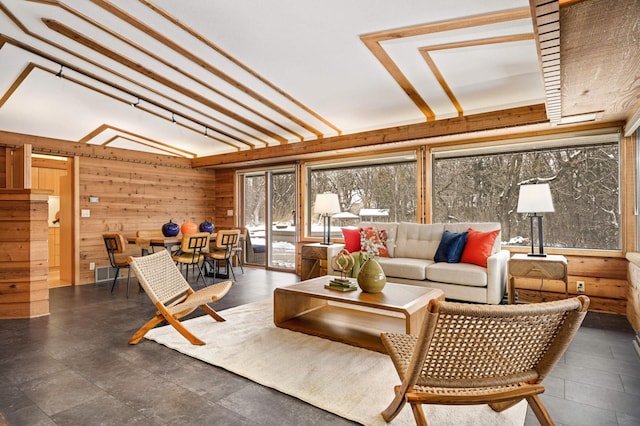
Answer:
127, 250, 234, 345
381, 296, 590, 426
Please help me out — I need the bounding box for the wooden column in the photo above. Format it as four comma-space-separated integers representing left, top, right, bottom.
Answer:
0, 189, 50, 318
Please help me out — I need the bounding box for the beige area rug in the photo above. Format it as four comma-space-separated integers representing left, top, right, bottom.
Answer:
145, 299, 527, 426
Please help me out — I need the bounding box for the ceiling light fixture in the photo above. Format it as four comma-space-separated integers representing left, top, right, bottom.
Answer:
131, 97, 140, 107
55, 64, 63, 78
204, 126, 209, 137
171, 112, 176, 124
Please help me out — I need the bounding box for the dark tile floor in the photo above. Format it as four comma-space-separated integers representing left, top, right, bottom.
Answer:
0, 267, 638, 426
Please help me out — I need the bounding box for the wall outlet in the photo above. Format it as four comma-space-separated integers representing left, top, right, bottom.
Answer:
89, 262, 95, 271
576, 280, 585, 292
227, 209, 234, 216
81, 209, 90, 217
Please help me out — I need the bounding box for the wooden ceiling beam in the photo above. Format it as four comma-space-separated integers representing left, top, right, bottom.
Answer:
191, 104, 549, 168
0, 131, 193, 168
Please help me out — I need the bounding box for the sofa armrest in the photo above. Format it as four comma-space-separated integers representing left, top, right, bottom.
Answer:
486, 249, 509, 304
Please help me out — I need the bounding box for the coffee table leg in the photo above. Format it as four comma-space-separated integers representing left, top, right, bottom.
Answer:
273, 290, 327, 326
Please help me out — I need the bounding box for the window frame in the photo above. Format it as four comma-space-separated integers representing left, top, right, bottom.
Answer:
430, 128, 622, 254
304, 151, 418, 240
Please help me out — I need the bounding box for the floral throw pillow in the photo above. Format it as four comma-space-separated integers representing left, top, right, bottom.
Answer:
360, 227, 389, 257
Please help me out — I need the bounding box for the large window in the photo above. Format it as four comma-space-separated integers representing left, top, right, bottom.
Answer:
307, 154, 417, 238
432, 133, 621, 251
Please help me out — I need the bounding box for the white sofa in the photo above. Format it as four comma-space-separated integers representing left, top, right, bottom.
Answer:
329, 221, 509, 304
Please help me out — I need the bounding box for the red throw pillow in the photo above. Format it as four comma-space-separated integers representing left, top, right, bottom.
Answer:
460, 228, 500, 267
360, 227, 389, 257
341, 227, 361, 253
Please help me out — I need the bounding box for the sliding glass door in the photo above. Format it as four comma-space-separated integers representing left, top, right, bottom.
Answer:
241, 168, 296, 271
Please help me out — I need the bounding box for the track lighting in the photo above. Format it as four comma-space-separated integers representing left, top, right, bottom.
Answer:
171, 112, 176, 123
55, 64, 63, 78
204, 126, 209, 137
131, 97, 140, 107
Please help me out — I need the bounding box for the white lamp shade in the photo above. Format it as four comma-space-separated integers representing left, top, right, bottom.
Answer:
314, 193, 341, 215
517, 184, 555, 213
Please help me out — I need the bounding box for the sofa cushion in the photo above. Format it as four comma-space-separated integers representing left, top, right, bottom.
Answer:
460, 228, 500, 268
426, 262, 488, 287
394, 222, 443, 260
341, 227, 361, 253
434, 230, 467, 263
378, 257, 433, 280
358, 222, 398, 257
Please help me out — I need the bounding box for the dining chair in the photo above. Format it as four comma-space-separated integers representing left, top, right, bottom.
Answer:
204, 229, 239, 281
230, 228, 246, 274
127, 250, 234, 345
172, 232, 210, 285
381, 295, 590, 426
134, 229, 164, 256
102, 233, 133, 297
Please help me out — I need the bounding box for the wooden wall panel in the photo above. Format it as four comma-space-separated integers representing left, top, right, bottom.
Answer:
0, 147, 7, 188
76, 157, 216, 284
212, 168, 235, 230
627, 254, 640, 332
0, 190, 49, 318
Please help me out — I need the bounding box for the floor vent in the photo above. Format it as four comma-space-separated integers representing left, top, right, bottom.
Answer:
95, 266, 117, 282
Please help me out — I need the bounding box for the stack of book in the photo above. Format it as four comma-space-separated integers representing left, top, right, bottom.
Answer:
324, 278, 357, 292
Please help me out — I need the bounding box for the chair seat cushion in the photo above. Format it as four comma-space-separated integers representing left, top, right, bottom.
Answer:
173, 253, 204, 264
378, 257, 432, 280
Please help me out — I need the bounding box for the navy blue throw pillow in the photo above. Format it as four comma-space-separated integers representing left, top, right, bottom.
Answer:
434, 231, 468, 263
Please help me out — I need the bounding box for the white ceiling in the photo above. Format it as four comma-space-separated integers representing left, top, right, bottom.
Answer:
0, 1, 636, 159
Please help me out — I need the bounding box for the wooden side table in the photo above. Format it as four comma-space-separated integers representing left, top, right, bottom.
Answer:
508, 253, 568, 304
300, 243, 345, 280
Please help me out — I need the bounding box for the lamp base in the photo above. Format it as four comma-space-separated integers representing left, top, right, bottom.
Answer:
527, 253, 547, 257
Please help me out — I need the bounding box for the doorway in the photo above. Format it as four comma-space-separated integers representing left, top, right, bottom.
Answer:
32, 154, 74, 287
240, 168, 297, 271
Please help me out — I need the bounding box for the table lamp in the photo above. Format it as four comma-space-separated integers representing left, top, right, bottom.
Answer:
517, 183, 554, 257
314, 193, 341, 245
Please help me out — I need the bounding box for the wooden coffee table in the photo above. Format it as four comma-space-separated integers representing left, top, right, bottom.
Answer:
273, 276, 444, 353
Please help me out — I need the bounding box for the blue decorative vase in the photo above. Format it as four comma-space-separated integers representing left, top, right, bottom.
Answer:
162, 219, 180, 237
199, 219, 214, 234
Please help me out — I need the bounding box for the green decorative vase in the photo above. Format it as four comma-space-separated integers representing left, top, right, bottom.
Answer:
357, 257, 386, 293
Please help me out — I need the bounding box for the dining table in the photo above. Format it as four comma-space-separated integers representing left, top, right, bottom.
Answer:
127, 235, 183, 252
126, 232, 223, 252
127, 231, 245, 280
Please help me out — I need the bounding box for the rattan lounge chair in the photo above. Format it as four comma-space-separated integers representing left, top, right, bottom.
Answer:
381, 296, 590, 426
127, 250, 234, 345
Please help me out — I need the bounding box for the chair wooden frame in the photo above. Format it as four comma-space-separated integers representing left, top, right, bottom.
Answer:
127, 250, 234, 345
172, 232, 209, 284
381, 296, 590, 426
102, 233, 132, 297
